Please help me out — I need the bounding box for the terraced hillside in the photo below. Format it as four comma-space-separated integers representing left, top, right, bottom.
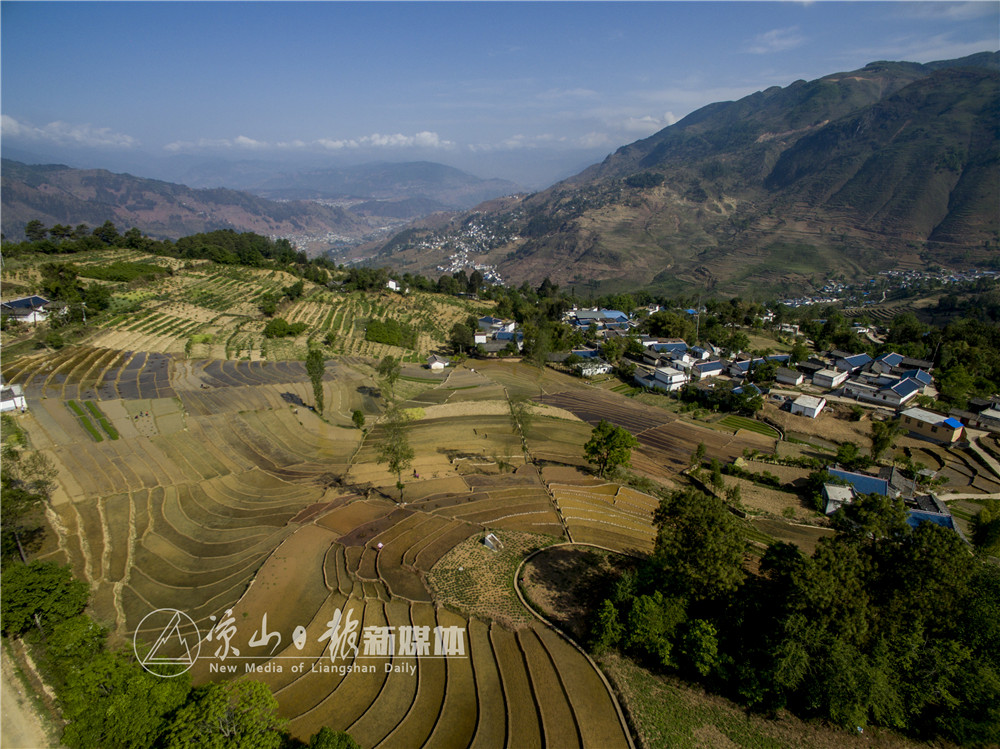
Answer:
6, 348, 651, 747
4, 248, 482, 363
14, 342, 987, 746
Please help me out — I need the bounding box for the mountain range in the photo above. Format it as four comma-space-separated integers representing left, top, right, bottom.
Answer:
3, 53, 997, 297
0, 159, 520, 248
368, 52, 999, 297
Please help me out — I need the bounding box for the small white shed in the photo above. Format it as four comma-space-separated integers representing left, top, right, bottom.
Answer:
791, 394, 826, 419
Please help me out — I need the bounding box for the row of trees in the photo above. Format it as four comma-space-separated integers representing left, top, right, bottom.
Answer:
589, 486, 999, 744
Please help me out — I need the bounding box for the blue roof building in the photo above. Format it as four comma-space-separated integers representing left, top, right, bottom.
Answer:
828, 468, 889, 497
900, 369, 933, 386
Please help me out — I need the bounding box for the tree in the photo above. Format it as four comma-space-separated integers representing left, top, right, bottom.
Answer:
306, 347, 326, 415
679, 619, 720, 677
377, 407, 414, 501
726, 330, 751, 356
508, 396, 533, 458
0, 475, 45, 562
40, 262, 81, 302
835, 441, 872, 471
83, 282, 112, 311
730, 387, 763, 416
308, 727, 362, 749
590, 599, 624, 654
377, 355, 401, 400
690, 442, 706, 469
352, 410, 366, 430
832, 492, 910, 542
1, 560, 89, 635
24, 219, 48, 242
92, 220, 120, 245
869, 419, 904, 463
625, 591, 686, 667
61, 651, 190, 749
449, 322, 474, 354
164, 680, 286, 749
789, 340, 811, 365
584, 420, 638, 478
651, 487, 747, 601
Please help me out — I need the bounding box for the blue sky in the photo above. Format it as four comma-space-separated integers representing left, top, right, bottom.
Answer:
2, 1, 997, 186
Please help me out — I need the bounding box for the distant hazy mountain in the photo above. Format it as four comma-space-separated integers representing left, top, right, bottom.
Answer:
180, 160, 522, 210
372, 53, 999, 296
0, 160, 371, 246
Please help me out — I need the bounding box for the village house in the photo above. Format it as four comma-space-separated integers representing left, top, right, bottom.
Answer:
692, 360, 726, 380
835, 352, 873, 373
899, 407, 965, 444
790, 394, 826, 418
1, 295, 51, 325
774, 367, 804, 386
427, 355, 449, 371
813, 368, 849, 389
871, 352, 904, 374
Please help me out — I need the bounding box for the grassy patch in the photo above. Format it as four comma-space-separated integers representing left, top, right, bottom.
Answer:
66, 400, 103, 442
84, 400, 119, 439
719, 415, 780, 439
427, 530, 558, 629
600, 653, 913, 749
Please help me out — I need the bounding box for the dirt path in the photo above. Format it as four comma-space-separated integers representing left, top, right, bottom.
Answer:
1, 647, 57, 749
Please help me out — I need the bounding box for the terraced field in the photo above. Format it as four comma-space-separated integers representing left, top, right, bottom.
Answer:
9, 347, 646, 747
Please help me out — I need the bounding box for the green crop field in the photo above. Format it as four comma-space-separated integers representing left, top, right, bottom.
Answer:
718, 414, 781, 438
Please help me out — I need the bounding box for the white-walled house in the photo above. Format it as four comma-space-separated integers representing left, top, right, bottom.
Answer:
652, 366, 689, 392
813, 369, 849, 389
791, 394, 826, 418
1, 295, 51, 325
427, 355, 449, 370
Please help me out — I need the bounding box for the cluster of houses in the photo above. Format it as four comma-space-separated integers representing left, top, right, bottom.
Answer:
555, 310, 991, 450
821, 465, 960, 536
474, 315, 524, 355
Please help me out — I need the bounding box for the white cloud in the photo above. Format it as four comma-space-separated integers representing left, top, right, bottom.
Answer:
163, 130, 452, 153
622, 112, 678, 135
314, 138, 356, 150
1, 114, 138, 148
359, 131, 453, 149
746, 27, 806, 55
233, 135, 268, 149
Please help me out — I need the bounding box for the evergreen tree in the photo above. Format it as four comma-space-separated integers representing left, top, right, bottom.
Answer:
306, 346, 326, 415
